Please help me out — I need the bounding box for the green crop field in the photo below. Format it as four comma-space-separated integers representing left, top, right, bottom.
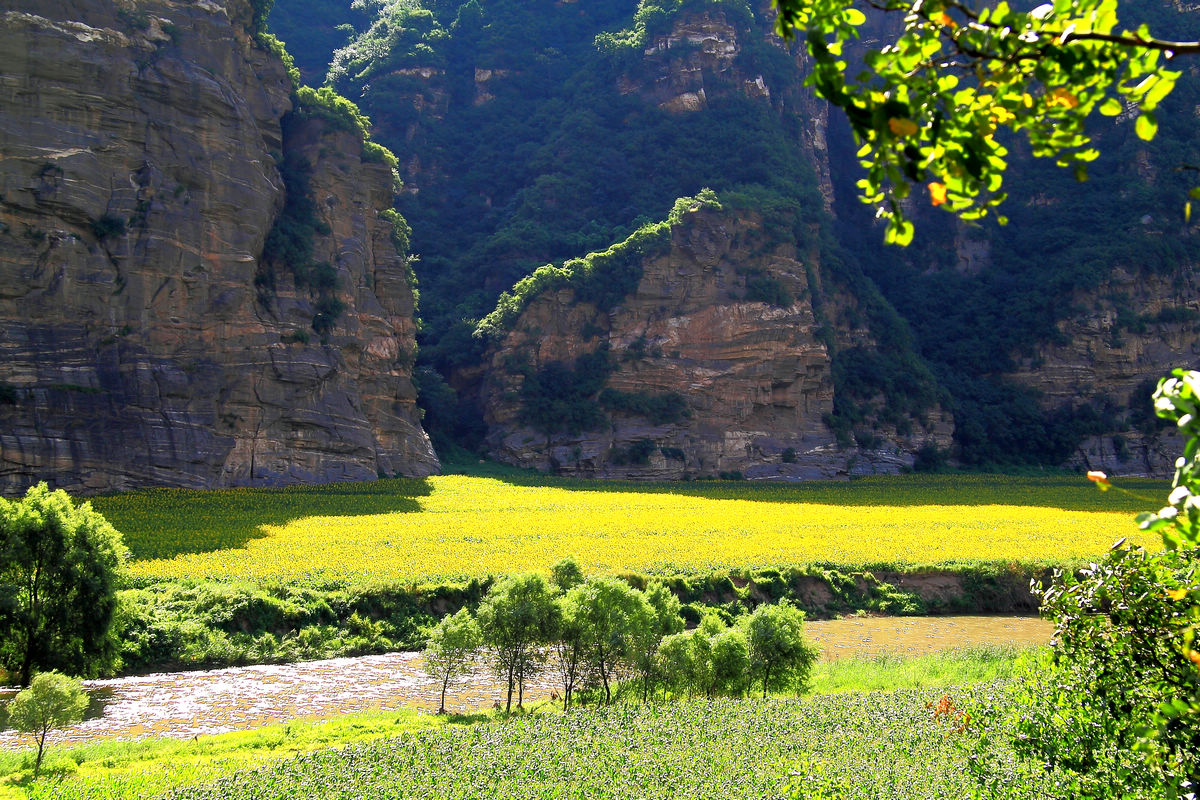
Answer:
160, 689, 1054, 800
91, 472, 1162, 587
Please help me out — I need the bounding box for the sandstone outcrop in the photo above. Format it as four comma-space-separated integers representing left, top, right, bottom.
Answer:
0, 0, 438, 494
1008, 267, 1200, 476
480, 204, 952, 479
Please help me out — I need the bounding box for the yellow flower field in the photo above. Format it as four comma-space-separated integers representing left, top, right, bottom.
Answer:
95, 472, 1163, 586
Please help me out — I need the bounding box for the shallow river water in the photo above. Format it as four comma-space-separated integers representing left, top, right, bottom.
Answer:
0, 614, 1051, 749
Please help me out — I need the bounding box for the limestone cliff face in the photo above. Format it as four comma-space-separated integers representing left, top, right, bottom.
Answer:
0, 0, 437, 493
1007, 267, 1200, 475
480, 207, 951, 479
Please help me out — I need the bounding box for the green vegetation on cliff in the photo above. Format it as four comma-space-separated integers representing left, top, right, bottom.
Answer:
267, 0, 1199, 467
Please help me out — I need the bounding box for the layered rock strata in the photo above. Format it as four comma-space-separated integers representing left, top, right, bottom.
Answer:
1008, 267, 1200, 476
480, 206, 951, 479
0, 0, 438, 493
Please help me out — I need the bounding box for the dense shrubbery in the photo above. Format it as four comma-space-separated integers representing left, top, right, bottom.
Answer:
599, 389, 690, 425
516, 347, 615, 435
114, 578, 488, 673
962, 371, 1200, 798
88, 557, 1020, 676
475, 192, 719, 341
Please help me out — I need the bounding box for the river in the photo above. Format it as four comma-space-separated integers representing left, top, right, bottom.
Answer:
0, 614, 1051, 749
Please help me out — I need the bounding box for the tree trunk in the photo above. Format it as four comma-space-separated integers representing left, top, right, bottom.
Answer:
762, 664, 771, 699
33, 728, 47, 777
19, 647, 34, 689
600, 656, 611, 704
516, 650, 525, 710
440, 672, 450, 714
505, 658, 515, 713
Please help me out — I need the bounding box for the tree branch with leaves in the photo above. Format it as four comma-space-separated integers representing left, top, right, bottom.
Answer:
772, 0, 1200, 243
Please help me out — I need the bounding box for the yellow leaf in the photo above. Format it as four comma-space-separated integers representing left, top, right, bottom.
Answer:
1046, 88, 1080, 109
935, 12, 956, 27
928, 182, 948, 206
991, 106, 1016, 124
1166, 588, 1188, 601
888, 117, 920, 137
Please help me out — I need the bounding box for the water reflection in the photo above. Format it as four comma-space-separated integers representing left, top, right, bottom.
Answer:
0, 614, 1052, 749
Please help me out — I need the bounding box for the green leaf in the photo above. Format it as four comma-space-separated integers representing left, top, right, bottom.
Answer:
1135, 112, 1158, 141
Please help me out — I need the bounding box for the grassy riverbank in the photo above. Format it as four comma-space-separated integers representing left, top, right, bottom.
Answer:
81, 470, 1148, 675
0, 646, 1037, 800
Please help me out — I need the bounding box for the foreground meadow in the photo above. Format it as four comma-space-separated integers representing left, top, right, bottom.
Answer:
1, 649, 1031, 800
94, 472, 1161, 587
163, 688, 1051, 800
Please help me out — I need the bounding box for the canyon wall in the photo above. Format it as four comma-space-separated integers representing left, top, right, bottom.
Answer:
480, 203, 952, 479
0, 0, 438, 493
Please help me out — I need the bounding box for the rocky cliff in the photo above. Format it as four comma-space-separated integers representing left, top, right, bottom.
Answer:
479, 199, 952, 479
0, 0, 438, 494
1008, 268, 1200, 475
284, 0, 1199, 477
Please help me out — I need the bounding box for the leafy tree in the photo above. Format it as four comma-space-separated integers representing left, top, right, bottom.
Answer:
0, 484, 128, 687
656, 630, 697, 698
772, 0, 1200, 242
629, 581, 684, 701
709, 627, 751, 698
7, 671, 88, 777
476, 572, 558, 712
745, 600, 819, 697
568, 576, 650, 704
550, 556, 585, 593
552, 591, 587, 711
421, 607, 481, 713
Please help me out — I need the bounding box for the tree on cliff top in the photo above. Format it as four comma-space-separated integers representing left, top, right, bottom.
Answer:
0, 484, 128, 687
772, 0, 1200, 243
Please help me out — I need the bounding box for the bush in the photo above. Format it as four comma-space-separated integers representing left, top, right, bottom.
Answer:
599, 389, 689, 425
610, 438, 658, 466
969, 370, 1200, 798
912, 441, 950, 473
744, 275, 794, 307
517, 348, 615, 435
0, 484, 127, 687
90, 214, 126, 241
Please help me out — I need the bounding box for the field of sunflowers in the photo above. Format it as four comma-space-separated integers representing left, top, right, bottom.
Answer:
90, 472, 1160, 587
